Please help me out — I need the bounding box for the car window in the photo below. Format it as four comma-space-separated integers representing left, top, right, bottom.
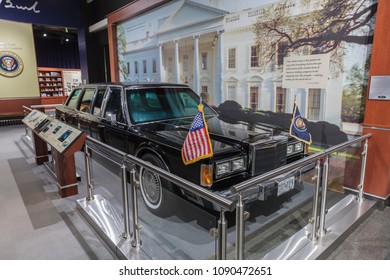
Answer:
79, 88, 95, 113
67, 88, 82, 109
127, 87, 216, 124
91, 89, 106, 116
103, 88, 125, 123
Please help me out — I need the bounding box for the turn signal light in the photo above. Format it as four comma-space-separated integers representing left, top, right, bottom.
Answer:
200, 164, 213, 187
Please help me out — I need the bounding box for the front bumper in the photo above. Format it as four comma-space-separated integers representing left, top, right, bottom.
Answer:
213, 162, 315, 206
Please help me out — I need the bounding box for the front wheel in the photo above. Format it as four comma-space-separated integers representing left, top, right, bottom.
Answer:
139, 153, 176, 216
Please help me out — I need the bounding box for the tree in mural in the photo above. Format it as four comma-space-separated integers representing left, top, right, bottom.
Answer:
117, 24, 129, 81
253, 0, 377, 76
341, 63, 368, 123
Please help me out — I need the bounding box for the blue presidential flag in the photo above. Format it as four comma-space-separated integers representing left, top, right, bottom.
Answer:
289, 102, 312, 145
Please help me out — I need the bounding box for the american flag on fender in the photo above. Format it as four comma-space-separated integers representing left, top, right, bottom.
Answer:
181, 104, 213, 165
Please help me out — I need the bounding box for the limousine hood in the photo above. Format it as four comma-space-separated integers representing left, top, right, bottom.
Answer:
142, 116, 285, 153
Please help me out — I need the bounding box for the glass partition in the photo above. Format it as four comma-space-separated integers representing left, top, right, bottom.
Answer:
80, 134, 369, 260
84, 146, 218, 260
135, 191, 218, 260
230, 136, 368, 260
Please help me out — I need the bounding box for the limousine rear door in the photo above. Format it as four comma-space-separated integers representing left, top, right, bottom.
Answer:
77, 87, 97, 134
88, 87, 108, 140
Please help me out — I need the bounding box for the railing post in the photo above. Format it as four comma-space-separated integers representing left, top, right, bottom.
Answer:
120, 161, 131, 240
308, 159, 322, 241
129, 164, 141, 248
23, 109, 29, 137
358, 138, 369, 202
235, 193, 245, 260
319, 155, 329, 236
217, 208, 227, 260
84, 143, 94, 202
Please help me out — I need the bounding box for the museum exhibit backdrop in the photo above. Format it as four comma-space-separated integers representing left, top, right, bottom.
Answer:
116, 0, 377, 148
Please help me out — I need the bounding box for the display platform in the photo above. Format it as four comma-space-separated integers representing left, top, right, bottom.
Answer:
73, 146, 379, 260
75, 154, 316, 260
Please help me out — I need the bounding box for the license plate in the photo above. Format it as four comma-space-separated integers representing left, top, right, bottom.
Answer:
277, 176, 295, 196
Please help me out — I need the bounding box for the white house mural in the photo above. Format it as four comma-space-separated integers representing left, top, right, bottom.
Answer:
117, 0, 377, 146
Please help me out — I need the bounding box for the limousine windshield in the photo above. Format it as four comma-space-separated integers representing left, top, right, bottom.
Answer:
126, 87, 216, 124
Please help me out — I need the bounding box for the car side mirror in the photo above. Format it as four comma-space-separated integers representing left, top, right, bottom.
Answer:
105, 113, 116, 123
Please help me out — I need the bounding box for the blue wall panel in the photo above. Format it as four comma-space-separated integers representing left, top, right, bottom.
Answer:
0, 0, 81, 28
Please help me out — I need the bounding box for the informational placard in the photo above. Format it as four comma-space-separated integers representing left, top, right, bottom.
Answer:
282, 54, 330, 89
23, 109, 83, 154
40, 120, 82, 153
23, 109, 48, 129
368, 76, 390, 100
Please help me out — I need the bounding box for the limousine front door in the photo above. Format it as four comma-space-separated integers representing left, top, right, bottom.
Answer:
100, 87, 128, 152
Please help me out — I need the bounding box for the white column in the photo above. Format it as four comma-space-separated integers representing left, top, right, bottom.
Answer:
193, 35, 200, 94
158, 44, 164, 82
216, 30, 224, 104
174, 39, 180, 83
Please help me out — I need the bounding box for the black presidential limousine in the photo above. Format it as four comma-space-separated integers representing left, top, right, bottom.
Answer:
56, 83, 308, 215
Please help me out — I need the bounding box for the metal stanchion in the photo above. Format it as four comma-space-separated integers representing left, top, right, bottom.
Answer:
319, 155, 329, 236
217, 208, 227, 260
120, 162, 131, 239
235, 193, 244, 260
358, 139, 369, 202
23, 110, 29, 137
84, 143, 94, 202
308, 160, 322, 241
129, 164, 141, 248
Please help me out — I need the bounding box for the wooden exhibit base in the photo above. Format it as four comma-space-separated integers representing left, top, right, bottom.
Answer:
52, 149, 79, 197
32, 131, 49, 165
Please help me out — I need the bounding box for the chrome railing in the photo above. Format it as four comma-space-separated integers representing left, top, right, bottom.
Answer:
230, 133, 372, 259
84, 136, 235, 259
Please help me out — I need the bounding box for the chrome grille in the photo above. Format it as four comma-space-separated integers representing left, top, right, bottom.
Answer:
251, 140, 287, 176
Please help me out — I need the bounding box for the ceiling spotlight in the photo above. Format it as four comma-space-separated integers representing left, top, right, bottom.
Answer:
65, 38, 69, 42
43, 33, 47, 37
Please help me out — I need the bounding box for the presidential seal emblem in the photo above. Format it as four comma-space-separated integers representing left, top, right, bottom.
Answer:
293, 116, 306, 131
0, 51, 24, 77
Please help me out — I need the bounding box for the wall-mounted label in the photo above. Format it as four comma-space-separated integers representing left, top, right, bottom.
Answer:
0, 50, 24, 77
368, 76, 390, 100
282, 53, 330, 89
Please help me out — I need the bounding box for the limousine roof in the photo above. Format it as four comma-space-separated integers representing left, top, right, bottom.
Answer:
74, 82, 191, 88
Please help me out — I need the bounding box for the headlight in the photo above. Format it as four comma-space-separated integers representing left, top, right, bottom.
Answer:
287, 145, 294, 155
216, 162, 230, 176
215, 157, 246, 179
232, 158, 245, 171
294, 142, 303, 152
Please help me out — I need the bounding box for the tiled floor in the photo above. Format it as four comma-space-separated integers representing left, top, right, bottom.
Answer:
0, 125, 389, 260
